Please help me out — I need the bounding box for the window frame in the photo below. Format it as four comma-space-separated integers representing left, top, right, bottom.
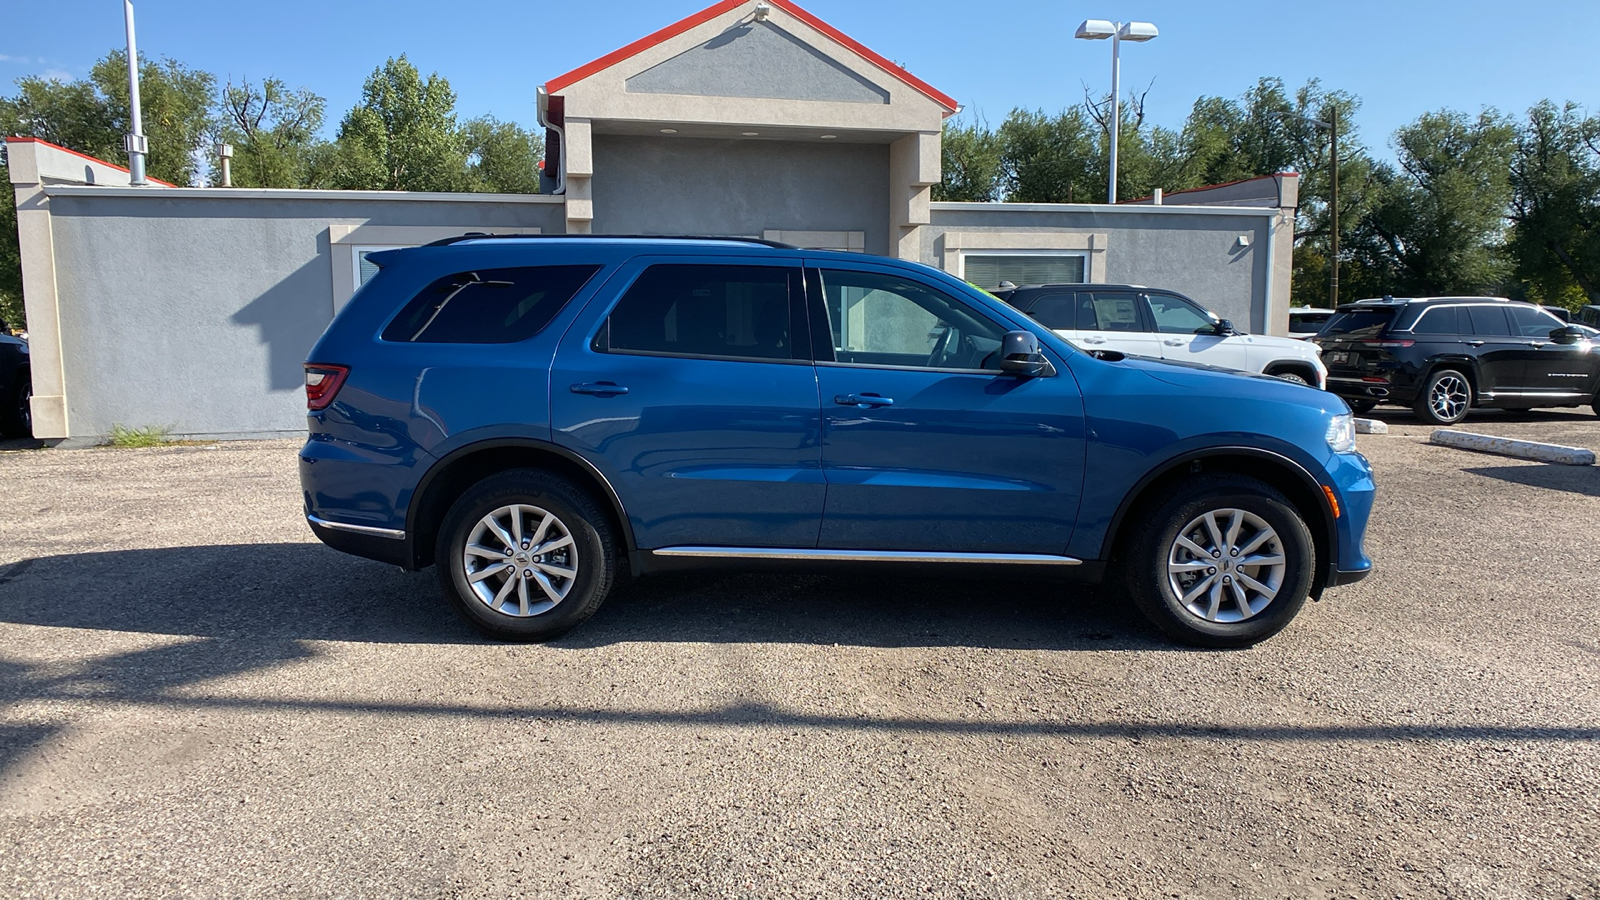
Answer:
804, 265, 1016, 375
589, 260, 812, 367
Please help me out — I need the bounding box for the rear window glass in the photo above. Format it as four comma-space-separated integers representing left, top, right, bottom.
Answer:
1289, 311, 1331, 330
1321, 308, 1394, 339
382, 265, 601, 343
1019, 292, 1079, 329
601, 264, 796, 362
1467, 306, 1512, 337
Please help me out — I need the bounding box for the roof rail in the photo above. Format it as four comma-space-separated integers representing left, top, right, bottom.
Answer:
422, 233, 799, 249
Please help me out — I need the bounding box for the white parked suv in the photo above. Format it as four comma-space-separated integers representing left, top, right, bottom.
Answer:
993, 283, 1327, 389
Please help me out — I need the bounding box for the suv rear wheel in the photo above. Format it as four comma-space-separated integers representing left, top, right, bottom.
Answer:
1125, 475, 1314, 648
435, 468, 617, 641
1414, 368, 1471, 425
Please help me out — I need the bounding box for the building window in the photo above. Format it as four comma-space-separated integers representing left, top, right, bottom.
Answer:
961, 253, 1086, 290
352, 245, 406, 291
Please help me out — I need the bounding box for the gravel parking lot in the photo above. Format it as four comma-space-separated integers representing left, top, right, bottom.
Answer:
1, 414, 1597, 898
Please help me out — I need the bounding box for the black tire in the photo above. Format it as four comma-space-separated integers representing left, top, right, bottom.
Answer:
434, 468, 617, 641
1271, 370, 1311, 387
1412, 368, 1472, 425
1347, 399, 1378, 415
1124, 474, 1315, 648
1, 376, 29, 438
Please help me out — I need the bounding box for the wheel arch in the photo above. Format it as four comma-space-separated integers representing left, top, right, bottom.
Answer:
406, 438, 634, 571
1103, 447, 1336, 596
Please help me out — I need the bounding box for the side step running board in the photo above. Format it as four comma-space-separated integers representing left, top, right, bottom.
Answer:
651, 547, 1082, 565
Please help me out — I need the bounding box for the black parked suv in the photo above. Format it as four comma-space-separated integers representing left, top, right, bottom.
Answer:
0, 320, 29, 438
1316, 297, 1600, 424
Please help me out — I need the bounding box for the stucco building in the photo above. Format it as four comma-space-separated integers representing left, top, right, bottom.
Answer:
6, 0, 1298, 442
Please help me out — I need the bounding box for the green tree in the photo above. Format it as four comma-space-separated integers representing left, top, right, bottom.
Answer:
1350, 110, 1516, 295
1507, 100, 1600, 306
933, 116, 1002, 201
0, 157, 20, 330
332, 56, 468, 192
213, 77, 328, 188
461, 115, 542, 194
997, 107, 1101, 202
90, 50, 216, 186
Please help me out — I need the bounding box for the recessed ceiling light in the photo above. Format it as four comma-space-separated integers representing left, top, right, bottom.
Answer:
660, 128, 678, 134
820, 134, 837, 139
741, 131, 759, 136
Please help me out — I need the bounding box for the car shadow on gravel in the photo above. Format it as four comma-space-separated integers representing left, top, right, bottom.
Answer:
1463, 465, 1600, 497
0, 544, 1161, 651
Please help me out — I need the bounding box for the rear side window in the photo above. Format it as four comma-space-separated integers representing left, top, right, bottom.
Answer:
1467, 306, 1512, 336
1083, 292, 1146, 332
1019, 292, 1079, 329
1321, 308, 1394, 339
600, 264, 796, 362
382, 265, 601, 343
1410, 306, 1460, 335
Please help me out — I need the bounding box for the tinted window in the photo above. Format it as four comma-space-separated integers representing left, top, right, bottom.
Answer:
382, 265, 600, 343
1019, 292, 1080, 329
1083, 292, 1146, 332
602, 265, 795, 361
1147, 293, 1216, 335
1410, 306, 1460, 335
1289, 311, 1332, 331
1508, 304, 1565, 337
1321, 308, 1395, 339
1467, 306, 1512, 337
819, 269, 1007, 371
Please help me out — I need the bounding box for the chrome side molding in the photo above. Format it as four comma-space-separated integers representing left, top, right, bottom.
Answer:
307, 514, 406, 540
651, 546, 1082, 565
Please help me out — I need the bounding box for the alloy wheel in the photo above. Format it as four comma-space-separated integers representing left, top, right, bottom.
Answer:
1166, 508, 1286, 624
1429, 374, 1469, 421
462, 504, 578, 617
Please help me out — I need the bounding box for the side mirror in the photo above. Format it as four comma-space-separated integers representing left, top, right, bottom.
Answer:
1212, 318, 1238, 336
999, 330, 1051, 377
1551, 325, 1584, 344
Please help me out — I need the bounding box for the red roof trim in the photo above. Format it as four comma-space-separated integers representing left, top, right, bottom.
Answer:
6, 136, 179, 187
544, 0, 958, 113
1118, 172, 1297, 204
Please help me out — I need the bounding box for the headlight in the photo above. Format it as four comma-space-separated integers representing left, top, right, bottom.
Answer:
1325, 413, 1356, 453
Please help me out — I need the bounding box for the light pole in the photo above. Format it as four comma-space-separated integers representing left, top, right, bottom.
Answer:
1075, 19, 1158, 204
122, 0, 148, 186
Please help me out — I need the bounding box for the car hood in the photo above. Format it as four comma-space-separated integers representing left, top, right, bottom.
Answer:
1115, 351, 1325, 395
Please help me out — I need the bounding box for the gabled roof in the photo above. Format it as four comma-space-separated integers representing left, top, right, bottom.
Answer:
544, 0, 958, 113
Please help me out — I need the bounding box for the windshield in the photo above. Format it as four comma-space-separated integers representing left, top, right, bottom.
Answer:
1320, 308, 1395, 339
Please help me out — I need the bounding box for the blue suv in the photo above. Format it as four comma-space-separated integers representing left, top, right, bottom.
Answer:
300, 236, 1373, 647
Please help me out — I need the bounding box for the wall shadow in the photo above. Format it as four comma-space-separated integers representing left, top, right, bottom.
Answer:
230, 236, 335, 392
0, 544, 1157, 651
1464, 465, 1600, 498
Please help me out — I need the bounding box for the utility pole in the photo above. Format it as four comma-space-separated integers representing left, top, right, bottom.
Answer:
122, 0, 148, 186
1329, 107, 1340, 307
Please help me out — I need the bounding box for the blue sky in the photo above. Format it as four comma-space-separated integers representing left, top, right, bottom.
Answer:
4, 0, 1598, 158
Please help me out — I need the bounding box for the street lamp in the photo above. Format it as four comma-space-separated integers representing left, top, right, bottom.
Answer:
1075, 19, 1157, 204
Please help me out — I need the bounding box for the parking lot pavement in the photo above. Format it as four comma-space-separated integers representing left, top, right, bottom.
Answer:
0, 430, 1596, 899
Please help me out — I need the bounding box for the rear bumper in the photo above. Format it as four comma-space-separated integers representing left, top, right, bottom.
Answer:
306, 515, 413, 568
1327, 376, 1415, 403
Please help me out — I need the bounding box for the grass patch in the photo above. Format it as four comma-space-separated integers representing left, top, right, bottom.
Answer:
107, 424, 172, 448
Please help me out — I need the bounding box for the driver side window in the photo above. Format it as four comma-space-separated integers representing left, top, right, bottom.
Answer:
1147, 293, 1217, 335
817, 269, 1008, 371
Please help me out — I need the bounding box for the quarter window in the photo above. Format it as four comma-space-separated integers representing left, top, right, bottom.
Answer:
818, 269, 1007, 371
1411, 306, 1461, 335
601, 265, 796, 361
381, 265, 601, 343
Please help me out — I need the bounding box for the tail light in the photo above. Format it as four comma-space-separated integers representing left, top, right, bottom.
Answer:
304, 364, 350, 411
1360, 339, 1414, 348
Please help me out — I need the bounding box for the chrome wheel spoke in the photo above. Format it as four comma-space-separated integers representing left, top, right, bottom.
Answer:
1237, 571, 1277, 599
1223, 510, 1244, 550
469, 562, 511, 583
509, 509, 523, 545
493, 571, 518, 606
535, 561, 576, 580
532, 534, 574, 556
516, 577, 531, 616
1241, 553, 1284, 567
1206, 579, 1224, 620
1203, 512, 1225, 550
1169, 560, 1213, 573
530, 570, 564, 603
484, 517, 516, 552
1181, 574, 1217, 605
1174, 535, 1210, 560
1237, 530, 1274, 556
528, 513, 555, 548
1229, 579, 1250, 616
466, 544, 507, 560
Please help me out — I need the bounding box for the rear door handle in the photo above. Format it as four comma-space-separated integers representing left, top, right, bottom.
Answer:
1081, 336, 1106, 345
570, 382, 629, 396
1162, 339, 1185, 346
1526, 341, 1548, 348
1466, 341, 1485, 347
835, 393, 894, 408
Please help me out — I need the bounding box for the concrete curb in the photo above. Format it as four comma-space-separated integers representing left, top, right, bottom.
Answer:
1429, 430, 1597, 466
1354, 418, 1388, 434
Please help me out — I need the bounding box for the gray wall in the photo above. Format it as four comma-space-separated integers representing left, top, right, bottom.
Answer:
924, 207, 1272, 332
591, 135, 891, 255
46, 193, 566, 439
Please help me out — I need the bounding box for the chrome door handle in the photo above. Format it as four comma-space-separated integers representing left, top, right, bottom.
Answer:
1526, 341, 1548, 348
1163, 339, 1185, 346
1081, 336, 1106, 345
570, 382, 629, 395
835, 393, 894, 408
1466, 341, 1485, 347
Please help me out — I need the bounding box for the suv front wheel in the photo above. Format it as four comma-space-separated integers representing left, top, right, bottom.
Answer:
1125, 475, 1314, 648
435, 469, 617, 641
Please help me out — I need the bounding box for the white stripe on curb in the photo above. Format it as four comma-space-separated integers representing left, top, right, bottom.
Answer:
1429, 430, 1597, 466
1354, 418, 1387, 434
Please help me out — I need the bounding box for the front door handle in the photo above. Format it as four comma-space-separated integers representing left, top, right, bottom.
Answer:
1526, 341, 1549, 348
1163, 338, 1185, 346
1081, 336, 1107, 345
835, 393, 894, 408
1466, 340, 1485, 347
570, 382, 629, 396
